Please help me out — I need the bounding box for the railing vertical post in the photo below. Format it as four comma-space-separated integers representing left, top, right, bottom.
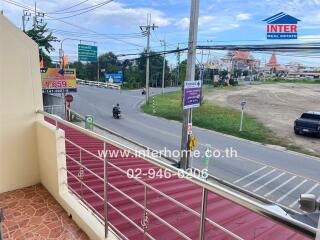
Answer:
79, 149, 83, 200
142, 185, 149, 240
103, 142, 108, 239
199, 188, 208, 240
0, 208, 3, 240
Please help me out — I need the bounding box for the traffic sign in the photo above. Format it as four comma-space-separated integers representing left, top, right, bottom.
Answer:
78, 44, 97, 62
65, 94, 73, 103
183, 80, 202, 110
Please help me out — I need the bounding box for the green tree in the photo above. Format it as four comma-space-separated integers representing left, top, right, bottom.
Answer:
136, 50, 170, 88
25, 24, 58, 66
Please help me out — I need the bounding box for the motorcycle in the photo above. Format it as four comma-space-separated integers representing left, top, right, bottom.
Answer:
112, 109, 121, 119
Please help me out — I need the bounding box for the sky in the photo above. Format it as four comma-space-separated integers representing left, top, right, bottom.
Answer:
1, 0, 320, 65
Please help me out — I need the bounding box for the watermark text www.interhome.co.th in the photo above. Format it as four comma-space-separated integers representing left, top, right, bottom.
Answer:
97, 146, 238, 160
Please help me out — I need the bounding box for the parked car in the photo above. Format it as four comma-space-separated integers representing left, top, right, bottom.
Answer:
294, 111, 320, 136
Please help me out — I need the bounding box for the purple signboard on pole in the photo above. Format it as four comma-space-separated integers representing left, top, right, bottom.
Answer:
183, 80, 202, 110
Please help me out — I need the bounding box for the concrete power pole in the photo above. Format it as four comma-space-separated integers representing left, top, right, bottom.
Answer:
200, 49, 204, 82
22, 10, 30, 32
179, 0, 200, 170
140, 14, 158, 104
33, 2, 37, 30
177, 43, 181, 86
160, 39, 166, 94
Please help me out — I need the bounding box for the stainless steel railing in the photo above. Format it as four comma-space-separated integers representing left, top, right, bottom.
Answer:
37, 110, 317, 239
0, 208, 3, 240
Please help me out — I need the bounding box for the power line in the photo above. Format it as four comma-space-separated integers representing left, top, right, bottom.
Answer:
1, 0, 146, 47
46, 0, 113, 15
47, 0, 89, 14
44, 0, 114, 20
50, 29, 146, 39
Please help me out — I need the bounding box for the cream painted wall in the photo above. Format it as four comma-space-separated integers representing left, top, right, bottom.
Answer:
36, 120, 118, 240
0, 15, 43, 193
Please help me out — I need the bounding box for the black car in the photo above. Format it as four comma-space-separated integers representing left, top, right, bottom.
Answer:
294, 112, 320, 136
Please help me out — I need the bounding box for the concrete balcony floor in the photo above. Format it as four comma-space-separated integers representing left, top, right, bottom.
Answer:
0, 184, 89, 239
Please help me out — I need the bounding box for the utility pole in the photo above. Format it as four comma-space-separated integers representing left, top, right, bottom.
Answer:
33, 2, 37, 30
177, 43, 181, 86
140, 14, 158, 104
32, 2, 44, 31
96, 42, 100, 82
180, 0, 200, 170
22, 10, 30, 32
200, 49, 204, 82
160, 39, 166, 94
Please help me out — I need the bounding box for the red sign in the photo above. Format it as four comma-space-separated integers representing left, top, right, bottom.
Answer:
65, 94, 74, 103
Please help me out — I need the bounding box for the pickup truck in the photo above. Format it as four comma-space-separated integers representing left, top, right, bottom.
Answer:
294, 111, 320, 136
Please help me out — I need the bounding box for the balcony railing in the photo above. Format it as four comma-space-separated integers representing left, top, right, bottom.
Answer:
0, 208, 3, 240
37, 110, 317, 239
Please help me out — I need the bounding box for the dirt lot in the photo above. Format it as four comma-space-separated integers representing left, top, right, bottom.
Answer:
205, 83, 320, 154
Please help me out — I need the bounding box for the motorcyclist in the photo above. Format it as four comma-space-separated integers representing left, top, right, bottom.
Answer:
113, 103, 121, 118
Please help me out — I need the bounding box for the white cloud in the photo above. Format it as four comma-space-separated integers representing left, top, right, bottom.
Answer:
175, 13, 244, 33
298, 35, 320, 42
175, 17, 189, 29
236, 13, 251, 21
94, 2, 172, 28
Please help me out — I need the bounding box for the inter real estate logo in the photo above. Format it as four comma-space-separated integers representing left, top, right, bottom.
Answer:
263, 12, 300, 39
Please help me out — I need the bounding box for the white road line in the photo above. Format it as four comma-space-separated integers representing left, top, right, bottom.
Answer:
242, 169, 276, 188
264, 176, 297, 197
253, 172, 286, 193
233, 166, 268, 184
276, 179, 308, 203
289, 183, 319, 208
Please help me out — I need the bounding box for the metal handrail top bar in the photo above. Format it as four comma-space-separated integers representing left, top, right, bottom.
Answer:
44, 105, 64, 108
37, 110, 317, 237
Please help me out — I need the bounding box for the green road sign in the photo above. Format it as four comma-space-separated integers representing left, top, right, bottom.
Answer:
85, 115, 94, 130
78, 44, 97, 62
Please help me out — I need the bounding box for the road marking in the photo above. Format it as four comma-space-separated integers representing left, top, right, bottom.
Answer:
289, 183, 319, 208
276, 179, 308, 203
233, 166, 268, 184
253, 172, 286, 193
242, 169, 276, 188
264, 176, 297, 197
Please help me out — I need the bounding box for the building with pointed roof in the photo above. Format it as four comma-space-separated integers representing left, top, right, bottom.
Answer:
265, 53, 287, 73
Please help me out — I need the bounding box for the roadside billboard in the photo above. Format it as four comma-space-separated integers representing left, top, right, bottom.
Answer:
41, 68, 77, 93
104, 71, 123, 84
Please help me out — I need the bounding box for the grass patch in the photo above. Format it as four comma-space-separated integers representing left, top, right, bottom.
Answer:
142, 91, 276, 144
259, 77, 320, 84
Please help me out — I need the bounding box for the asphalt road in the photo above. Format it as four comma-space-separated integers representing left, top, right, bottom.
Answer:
71, 85, 320, 212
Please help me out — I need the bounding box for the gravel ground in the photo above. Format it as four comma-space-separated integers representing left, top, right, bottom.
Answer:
205, 83, 320, 153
